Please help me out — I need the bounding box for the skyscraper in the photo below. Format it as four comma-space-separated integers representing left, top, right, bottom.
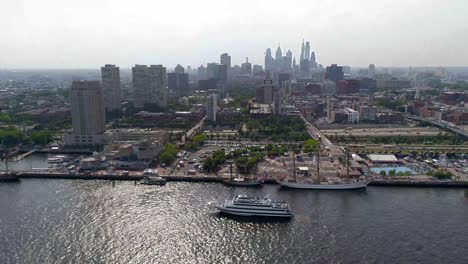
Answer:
206, 94, 217, 122
256, 71, 274, 104
241, 57, 252, 76
305, 42, 311, 62
284, 49, 293, 73
168, 71, 189, 97
220, 53, 231, 68
66, 80, 106, 145
197, 65, 207, 80
101, 64, 121, 113
368, 64, 376, 77
207, 63, 227, 83
132, 64, 167, 108
265, 48, 274, 72
325, 64, 344, 82
310, 52, 317, 69
174, 64, 185, 74
275, 46, 283, 72
300, 40, 305, 60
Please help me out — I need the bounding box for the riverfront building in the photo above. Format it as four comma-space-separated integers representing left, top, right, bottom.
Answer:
132, 64, 167, 108
101, 64, 121, 113
64, 80, 107, 146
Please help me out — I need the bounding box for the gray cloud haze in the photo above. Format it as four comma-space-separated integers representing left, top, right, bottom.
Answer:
1, 0, 468, 68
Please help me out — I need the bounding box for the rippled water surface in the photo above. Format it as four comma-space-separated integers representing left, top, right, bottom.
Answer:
1, 179, 468, 264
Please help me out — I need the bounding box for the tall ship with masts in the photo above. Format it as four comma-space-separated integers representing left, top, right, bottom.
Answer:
223, 161, 262, 187
277, 146, 367, 190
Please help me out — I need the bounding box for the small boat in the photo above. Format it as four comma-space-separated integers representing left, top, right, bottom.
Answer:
140, 176, 166, 186
216, 194, 293, 218
48, 156, 66, 163
223, 177, 262, 187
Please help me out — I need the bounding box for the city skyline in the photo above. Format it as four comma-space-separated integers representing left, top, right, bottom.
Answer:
2, 0, 468, 69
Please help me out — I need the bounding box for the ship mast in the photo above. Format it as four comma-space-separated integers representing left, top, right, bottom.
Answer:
316, 145, 320, 184
292, 147, 297, 182
345, 145, 350, 182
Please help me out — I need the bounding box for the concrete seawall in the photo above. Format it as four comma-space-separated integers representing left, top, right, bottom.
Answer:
9, 173, 468, 188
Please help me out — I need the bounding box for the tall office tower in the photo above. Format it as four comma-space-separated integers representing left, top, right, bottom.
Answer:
101, 64, 121, 113
174, 64, 185, 74
220, 53, 231, 68
325, 64, 345, 82
305, 42, 311, 61
275, 46, 283, 72
256, 71, 274, 104
241, 57, 252, 76
292, 57, 299, 79
273, 87, 281, 116
265, 48, 274, 72
206, 94, 217, 122
69, 81, 106, 144
284, 50, 293, 73
168, 72, 189, 97
207, 63, 218, 79
220, 53, 232, 81
310, 52, 317, 69
197, 65, 207, 80
253, 64, 263, 75
299, 40, 311, 78
132, 64, 167, 108
300, 40, 305, 60
368, 64, 376, 77
207, 63, 227, 83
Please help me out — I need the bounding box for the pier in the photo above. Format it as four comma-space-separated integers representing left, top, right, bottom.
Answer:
3, 171, 468, 188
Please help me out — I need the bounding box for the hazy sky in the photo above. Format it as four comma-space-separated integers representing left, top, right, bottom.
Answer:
2, 0, 468, 69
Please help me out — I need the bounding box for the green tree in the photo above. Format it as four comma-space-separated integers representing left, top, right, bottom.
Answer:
29, 130, 53, 145
303, 139, 319, 153
0, 126, 24, 147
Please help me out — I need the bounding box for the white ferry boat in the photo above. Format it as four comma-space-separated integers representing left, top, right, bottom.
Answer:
216, 194, 293, 218
140, 169, 166, 186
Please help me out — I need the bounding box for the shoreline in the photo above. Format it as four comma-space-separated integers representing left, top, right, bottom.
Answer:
3, 172, 468, 188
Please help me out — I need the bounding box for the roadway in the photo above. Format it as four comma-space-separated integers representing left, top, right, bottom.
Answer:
300, 115, 345, 156
405, 115, 468, 139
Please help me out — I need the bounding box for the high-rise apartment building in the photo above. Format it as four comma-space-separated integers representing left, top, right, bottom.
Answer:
168, 72, 189, 97
206, 94, 218, 122
65, 81, 106, 146
132, 64, 167, 108
101, 64, 121, 113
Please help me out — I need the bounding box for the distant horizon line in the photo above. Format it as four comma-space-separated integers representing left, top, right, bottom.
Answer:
2, 65, 468, 71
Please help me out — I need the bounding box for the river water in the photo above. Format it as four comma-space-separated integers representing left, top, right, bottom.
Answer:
1, 180, 467, 264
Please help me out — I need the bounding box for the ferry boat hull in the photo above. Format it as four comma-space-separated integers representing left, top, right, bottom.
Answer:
0, 174, 20, 182
223, 179, 262, 187
278, 181, 367, 190
215, 194, 293, 218
216, 206, 293, 218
